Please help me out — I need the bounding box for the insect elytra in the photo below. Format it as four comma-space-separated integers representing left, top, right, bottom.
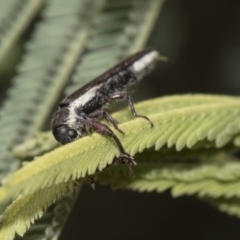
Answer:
51, 48, 160, 179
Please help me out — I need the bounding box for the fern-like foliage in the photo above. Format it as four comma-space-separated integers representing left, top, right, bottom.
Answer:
1, 0, 239, 239
1, 95, 239, 200
0, 181, 76, 240
0, 95, 240, 239
0, 0, 47, 206
0, 0, 46, 63
65, 0, 164, 94
0, 0, 166, 238
204, 197, 240, 218
13, 131, 59, 160
97, 154, 240, 197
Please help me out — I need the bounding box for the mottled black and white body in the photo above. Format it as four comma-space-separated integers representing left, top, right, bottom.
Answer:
52, 49, 159, 174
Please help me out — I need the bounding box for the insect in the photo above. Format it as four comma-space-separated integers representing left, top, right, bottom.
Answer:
52, 48, 160, 178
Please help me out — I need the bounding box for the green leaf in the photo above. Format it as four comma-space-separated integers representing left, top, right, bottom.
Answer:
65, 0, 165, 95
13, 131, 59, 160
0, 181, 76, 240
13, 93, 240, 159
97, 154, 240, 199
0, 0, 166, 238
203, 197, 240, 218
0, 0, 105, 168
0, 0, 106, 238
0, 0, 46, 63
0, 95, 240, 203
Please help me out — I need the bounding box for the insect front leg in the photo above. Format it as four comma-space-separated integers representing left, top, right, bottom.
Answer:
88, 110, 124, 135
86, 120, 136, 176
108, 92, 153, 127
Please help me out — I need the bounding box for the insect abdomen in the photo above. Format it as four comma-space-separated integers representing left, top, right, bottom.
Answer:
130, 49, 159, 80
103, 49, 159, 94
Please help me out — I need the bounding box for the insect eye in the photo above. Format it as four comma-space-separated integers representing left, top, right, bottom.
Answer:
67, 129, 78, 139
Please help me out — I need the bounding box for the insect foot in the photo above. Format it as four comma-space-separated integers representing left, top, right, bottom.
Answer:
88, 174, 96, 190
115, 153, 136, 177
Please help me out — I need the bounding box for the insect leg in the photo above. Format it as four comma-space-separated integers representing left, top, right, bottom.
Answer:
86, 120, 136, 168
88, 174, 96, 190
108, 92, 153, 127
87, 120, 127, 155
88, 110, 124, 135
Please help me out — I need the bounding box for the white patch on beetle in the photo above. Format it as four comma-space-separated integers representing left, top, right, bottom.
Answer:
66, 108, 87, 138
66, 84, 103, 128
132, 50, 159, 73
70, 84, 103, 109
66, 108, 79, 126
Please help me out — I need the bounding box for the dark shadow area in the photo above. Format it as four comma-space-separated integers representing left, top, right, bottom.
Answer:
61, 185, 240, 240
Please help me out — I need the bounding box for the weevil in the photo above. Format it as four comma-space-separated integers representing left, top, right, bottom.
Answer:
52, 49, 160, 182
